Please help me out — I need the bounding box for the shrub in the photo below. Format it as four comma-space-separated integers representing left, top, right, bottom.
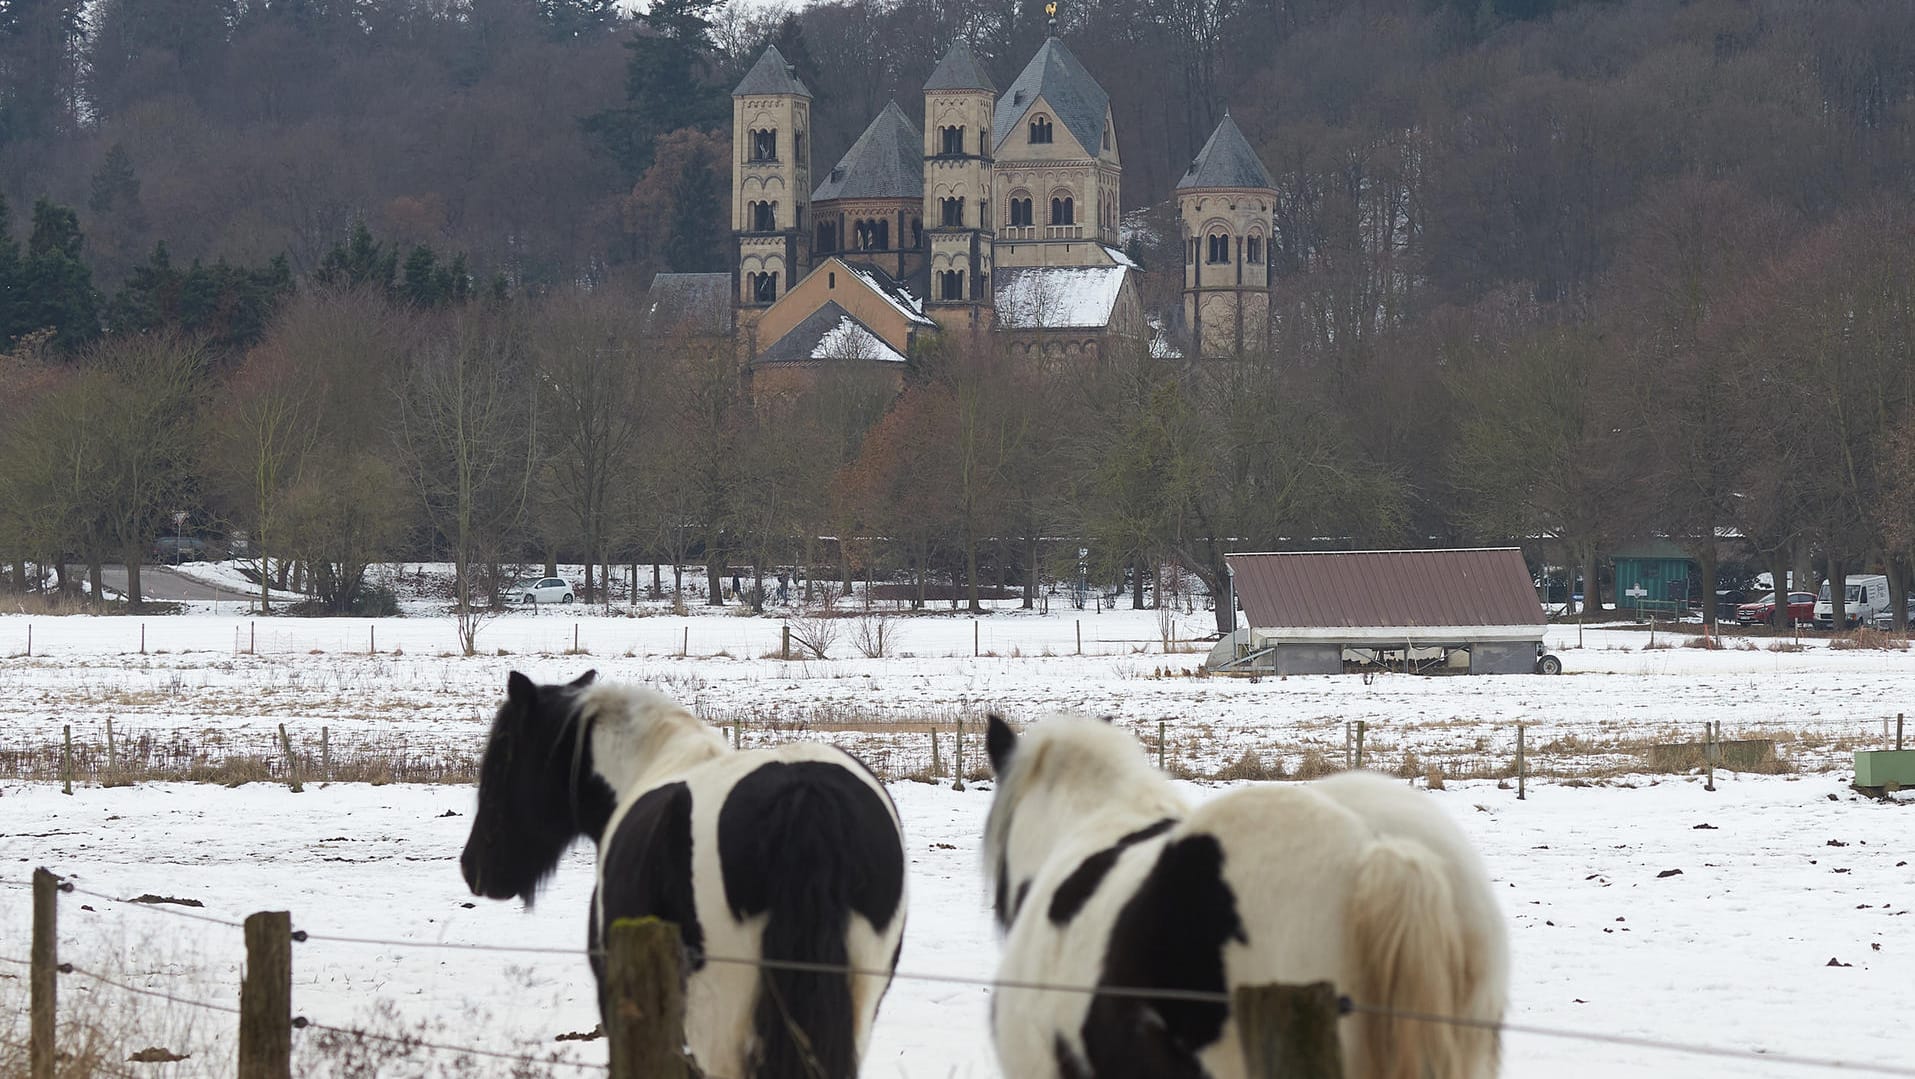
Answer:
1829, 628, 1910, 651
787, 614, 839, 659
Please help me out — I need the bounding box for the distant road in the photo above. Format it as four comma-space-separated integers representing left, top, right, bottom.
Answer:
98, 565, 259, 604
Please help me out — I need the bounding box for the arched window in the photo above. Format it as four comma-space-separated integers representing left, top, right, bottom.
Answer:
876, 220, 890, 249
940, 197, 965, 227
816, 221, 836, 252
939, 270, 964, 300
750, 129, 777, 161
941, 126, 965, 155
752, 201, 776, 232
1029, 115, 1053, 144
1207, 233, 1230, 263
1051, 196, 1074, 225
751, 271, 778, 303
1246, 235, 1263, 264
1008, 197, 1033, 227
911, 218, 922, 247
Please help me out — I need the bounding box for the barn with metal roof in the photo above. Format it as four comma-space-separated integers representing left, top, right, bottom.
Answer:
1211, 548, 1554, 675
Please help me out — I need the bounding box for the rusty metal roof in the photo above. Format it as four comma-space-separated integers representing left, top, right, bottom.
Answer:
1226, 548, 1544, 635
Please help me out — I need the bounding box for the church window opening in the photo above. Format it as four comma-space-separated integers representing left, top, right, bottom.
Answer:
817, 221, 836, 252
1207, 233, 1230, 264
1009, 197, 1033, 227
941, 126, 966, 155
1246, 236, 1262, 264
750, 129, 777, 161
1029, 115, 1053, 144
939, 270, 964, 300
752, 201, 776, 231
940, 197, 965, 227
911, 218, 922, 247
1050, 196, 1074, 225
750, 271, 778, 303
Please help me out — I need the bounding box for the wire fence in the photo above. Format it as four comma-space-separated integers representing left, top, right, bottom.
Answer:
8, 873, 1915, 1078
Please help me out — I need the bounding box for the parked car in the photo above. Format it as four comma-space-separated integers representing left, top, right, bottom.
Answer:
1699, 589, 1747, 621
1870, 600, 1915, 631
1815, 575, 1892, 630
516, 577, 575, 604
1735, 591, 1816, 626
150, 536, 210, 564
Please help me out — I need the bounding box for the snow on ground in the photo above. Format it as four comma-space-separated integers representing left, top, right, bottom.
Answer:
1, 600, 1912, 1075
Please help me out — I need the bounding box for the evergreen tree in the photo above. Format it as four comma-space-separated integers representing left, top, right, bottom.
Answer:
89, 143, 144, 217
315, 221, 398, 294
16, 199, 99, 352
106, 242, 293, 354
537, 0, 618, 42
664, 145, 725, 273
582, 0, 727, 179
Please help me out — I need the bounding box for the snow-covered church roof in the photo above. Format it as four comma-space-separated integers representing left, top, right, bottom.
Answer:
757, 301, 908, 365
994, 265, 1128, 330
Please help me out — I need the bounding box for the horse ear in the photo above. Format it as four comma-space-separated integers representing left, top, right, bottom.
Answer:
506, 671, 535, 704
570, 669, 598, 689
986, 714, 1017, 774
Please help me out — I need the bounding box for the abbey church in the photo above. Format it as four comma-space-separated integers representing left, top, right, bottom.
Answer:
652, 28, 1279, 366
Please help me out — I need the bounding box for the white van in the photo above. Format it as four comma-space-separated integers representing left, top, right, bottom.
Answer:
1815, 574, 1892, 629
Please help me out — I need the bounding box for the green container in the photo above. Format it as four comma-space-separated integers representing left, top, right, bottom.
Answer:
1853, 749, 1915, 788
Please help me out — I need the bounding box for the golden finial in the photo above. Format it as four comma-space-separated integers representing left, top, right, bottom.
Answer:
1045, 1, 1058, 33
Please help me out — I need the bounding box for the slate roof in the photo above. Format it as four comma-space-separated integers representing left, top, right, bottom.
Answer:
839, 261, 937, 326
994, 265, 1128, 330
812, 102, 924, 203
757, 302, 907, 365
646, 273, 734, 336
1177, 113, 1274, 191
1225, 549, 1545, 637
733, 45, 810, 98
993, 36, 1109, 154
924, 42, 994, 92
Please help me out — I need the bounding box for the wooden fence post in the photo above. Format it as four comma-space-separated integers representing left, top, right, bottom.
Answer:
931, 729, 942, 776
249, 621, 256, 655
30, 868, 58, 1079
604, 917, 692, 1079
1235, 981, 1345, 1079
1076, 619, 1082, 655
973, 619, 980, 657
61, 725, 72, 796
1516, 723, 1526, 801
1354, 721, 1366, 770
140, 623, 146, 654
277, 724, 303, 794
953, 721, 966, 791
106, 718, 116, 786
320, 726, 331, 782
1704, 721, 1717, 792
782, 624, 791, 661
1898, 713, 1905, 752
681, 626, 688, 658
238, 911, 292, 1079
1158, 719, 1167, 771
369, 626, 376, 655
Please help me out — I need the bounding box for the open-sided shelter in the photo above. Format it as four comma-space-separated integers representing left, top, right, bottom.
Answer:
1213, 548, 1549, 675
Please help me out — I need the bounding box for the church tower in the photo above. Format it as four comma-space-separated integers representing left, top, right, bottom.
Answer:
921, 43, 996, 316
1178, 113, 1276, 357
732, 46, 812, 309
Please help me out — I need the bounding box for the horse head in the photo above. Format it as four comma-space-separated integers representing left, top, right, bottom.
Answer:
461, 669, 607, 905
982, 713, 1185, 930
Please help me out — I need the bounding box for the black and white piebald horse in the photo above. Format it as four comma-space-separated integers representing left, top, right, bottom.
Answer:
459, 671, 907, 1079
984, 713, 1507, 1079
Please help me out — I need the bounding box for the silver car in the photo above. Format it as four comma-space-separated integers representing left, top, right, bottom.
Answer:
517, 577, 575, 604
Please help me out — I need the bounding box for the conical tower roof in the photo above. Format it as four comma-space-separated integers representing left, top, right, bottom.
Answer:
812, 101, 924, 202
992, 36, 1108, 153
733, 45, 810, 98
925, 42, 994, 92
1176, 113, 1274, 190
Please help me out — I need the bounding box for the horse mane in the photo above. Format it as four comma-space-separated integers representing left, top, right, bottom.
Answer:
574, 682, 727, 798
984, 715, 1184, 895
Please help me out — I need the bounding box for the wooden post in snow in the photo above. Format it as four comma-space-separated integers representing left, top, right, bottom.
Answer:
604, 917, 692, 1079
30, 868, 58, 1079
1235, 981, 1345, 1079
237, 911, 293, 1079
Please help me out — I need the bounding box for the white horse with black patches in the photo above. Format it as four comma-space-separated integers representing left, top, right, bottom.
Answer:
984, 713, 1506, 1079
460, 671, 907, 1079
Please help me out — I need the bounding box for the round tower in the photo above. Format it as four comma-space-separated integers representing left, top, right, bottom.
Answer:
922, 42, 996, 314
1177, 113, 1275, 358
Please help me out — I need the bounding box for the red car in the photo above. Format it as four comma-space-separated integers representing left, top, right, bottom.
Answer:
1735, 591, 1816, 625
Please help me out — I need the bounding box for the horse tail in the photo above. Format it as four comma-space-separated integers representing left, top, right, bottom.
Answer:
1344, 836, 1497, 1079
726, 760, 904, 1079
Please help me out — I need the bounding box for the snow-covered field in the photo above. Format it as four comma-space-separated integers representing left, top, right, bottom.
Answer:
2, 597, 1912, 1076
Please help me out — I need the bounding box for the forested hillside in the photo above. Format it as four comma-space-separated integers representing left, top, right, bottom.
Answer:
3, 0, 1915, 631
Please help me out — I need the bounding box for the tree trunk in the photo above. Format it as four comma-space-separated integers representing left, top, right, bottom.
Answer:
124, 549, 144, 610
1827, 551, 1846, 629
7, 558, 23, 594
1886, 557, 1907, 634
1581, 544, 1603, 615
1771, 554, 1792, 631
966, 535, 982, 614
88, 559, 104, 609
705, 561, 725, 606
1697, 542, 1718, 631
1792, 542, 1814, 602
1132, 558, 1145, 610
545, 553, 559, 578
1024, 535, 1038, 610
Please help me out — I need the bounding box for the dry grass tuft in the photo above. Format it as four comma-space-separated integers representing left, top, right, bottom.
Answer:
1767, 640, 1805, 653
1294, 746, 1337, 779
1424, 764, 1447, 790
1395, 749, 1424, 779
1828, 627, 1910, 651
1214, 748, 1285, 782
